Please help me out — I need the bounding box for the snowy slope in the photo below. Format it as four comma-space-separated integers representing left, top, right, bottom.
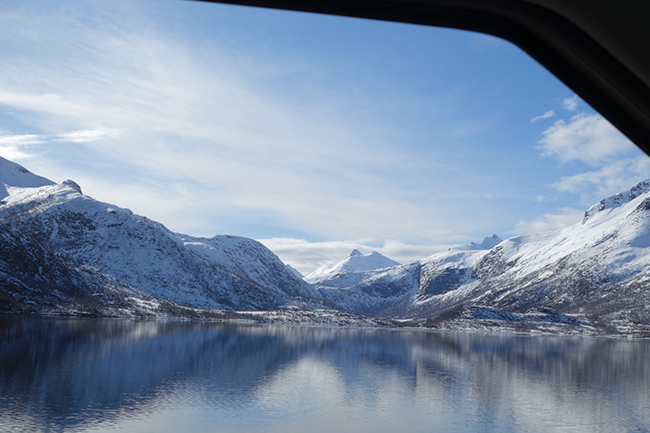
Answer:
0, 158, 320, 311
304, 249, 400, 284
0, 158, 55, 190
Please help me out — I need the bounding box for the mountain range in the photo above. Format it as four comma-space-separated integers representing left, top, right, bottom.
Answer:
314, 183, 650, 333
1, 156, 649, 334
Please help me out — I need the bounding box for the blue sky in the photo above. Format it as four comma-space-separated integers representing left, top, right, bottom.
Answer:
1, 0, 649, 273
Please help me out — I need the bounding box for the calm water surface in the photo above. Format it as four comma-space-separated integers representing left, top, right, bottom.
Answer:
1, 316, 649, 432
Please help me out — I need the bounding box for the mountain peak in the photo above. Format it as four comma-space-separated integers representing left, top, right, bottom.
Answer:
0, 156, 55, 189
62, 179, 83, 194
582, 178, 650, 224
304, 250, 400, 284
481, 234, 502, 247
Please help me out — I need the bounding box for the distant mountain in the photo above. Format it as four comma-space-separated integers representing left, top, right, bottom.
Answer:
316, 180, 650, 333
0, 157, 323, 315
304, 249, 400, 284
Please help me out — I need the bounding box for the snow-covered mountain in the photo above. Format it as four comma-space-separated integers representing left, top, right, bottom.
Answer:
316, 181, 650, 332
304, 249, 400, 284
0, 157, 322, 314
3, 155, 650, 334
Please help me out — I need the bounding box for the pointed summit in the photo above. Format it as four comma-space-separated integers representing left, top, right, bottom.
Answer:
304, 250, 400, 284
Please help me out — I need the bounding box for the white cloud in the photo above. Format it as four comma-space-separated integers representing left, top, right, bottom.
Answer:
562, 95, 578, 111
0, 133, 47, 146
514, 207, 584, 235
530, 110, 555, 123
538, 113, 635, 165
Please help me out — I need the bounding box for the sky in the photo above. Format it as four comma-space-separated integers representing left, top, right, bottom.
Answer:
1, 0, 649, 275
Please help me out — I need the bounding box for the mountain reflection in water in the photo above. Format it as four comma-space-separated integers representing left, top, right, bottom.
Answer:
1, 316, 649, 432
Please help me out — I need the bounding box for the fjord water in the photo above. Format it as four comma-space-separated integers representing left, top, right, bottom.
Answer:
1, 316, 649, 433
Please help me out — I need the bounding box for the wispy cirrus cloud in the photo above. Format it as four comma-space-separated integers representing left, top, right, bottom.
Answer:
0, 0, 483, 243
53, 129, 118, 143
0, 133, 47, 146
6, 1, 636, 267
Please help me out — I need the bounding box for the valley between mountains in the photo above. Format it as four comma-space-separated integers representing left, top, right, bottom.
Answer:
1, 156, 650, 335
